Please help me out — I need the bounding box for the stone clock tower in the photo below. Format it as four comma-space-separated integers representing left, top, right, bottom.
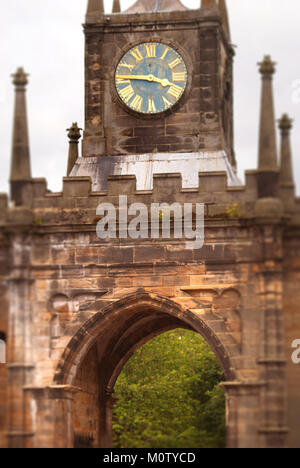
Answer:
72, 0, 239, 189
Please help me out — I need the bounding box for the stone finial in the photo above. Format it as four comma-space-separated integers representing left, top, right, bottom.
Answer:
258, 55, 276, 77
67, 123, 82, 142
67, 123, 82, 177
86, 0, 104, 15
112, 0, 121, 13
279, 113, 293, 133
278, 114, 295, 188
12, 67, 29, 88
10, 67, 32, 205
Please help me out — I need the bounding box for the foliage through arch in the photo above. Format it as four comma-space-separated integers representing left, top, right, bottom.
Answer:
113, 329, 226, 448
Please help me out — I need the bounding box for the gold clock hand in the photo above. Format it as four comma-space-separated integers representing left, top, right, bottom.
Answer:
150, 76, 173, 87
116, 74, 173, 87
116, 74, 153, 81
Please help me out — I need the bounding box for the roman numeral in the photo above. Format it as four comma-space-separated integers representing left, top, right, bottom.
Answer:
169, 57, 182, 69
161, 47, 170, 60
116, 78, 130, 85
172, 72, 186, 82
148, 97, 156, 113
131, 94, 143, 112
119, 84, 135, 103
145, 44, 156, 58
130, 48, 143, 63
162, 96, 172, 110
168, 84, 183, 99
120, 61, 134, 71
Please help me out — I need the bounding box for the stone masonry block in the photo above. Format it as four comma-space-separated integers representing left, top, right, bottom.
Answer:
199, 172, 227, 192
106, 175, 137, 195
63, 177, 92, 198
153, 173, 182, 196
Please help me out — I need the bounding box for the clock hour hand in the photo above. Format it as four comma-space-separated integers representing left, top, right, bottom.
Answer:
116, 74, 173, 87
153, 77, 173, 87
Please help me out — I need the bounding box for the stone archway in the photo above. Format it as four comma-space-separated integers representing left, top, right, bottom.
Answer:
52, 291, 240, 448
54, 292, 236, 385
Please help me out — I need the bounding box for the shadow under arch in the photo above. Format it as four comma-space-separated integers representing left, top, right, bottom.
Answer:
54, 291, 237, 386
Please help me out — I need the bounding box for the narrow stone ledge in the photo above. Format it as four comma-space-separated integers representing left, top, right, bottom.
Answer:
6, 431, 34, 438
257, 357, 286, 365
259, 427, 289, 434
221, 380, 267, 389
6, 363, 35, 370
23, 385, 82, 400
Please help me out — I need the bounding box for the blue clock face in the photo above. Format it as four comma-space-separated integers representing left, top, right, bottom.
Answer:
115, 42, 188, 115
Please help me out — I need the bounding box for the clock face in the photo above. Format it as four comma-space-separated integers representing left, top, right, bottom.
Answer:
115, 42, 188, 115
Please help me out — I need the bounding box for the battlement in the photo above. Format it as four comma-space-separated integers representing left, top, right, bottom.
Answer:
2, 169, 299, 229
2, 167, 300, 231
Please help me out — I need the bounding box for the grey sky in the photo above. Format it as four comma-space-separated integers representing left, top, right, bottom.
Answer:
0, 0, 299, 195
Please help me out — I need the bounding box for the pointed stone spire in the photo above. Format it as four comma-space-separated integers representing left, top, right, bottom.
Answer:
279, 114, 294, 188
201, 0, 216, 7
112, 0, 121, 13
87, 0, 104, 14
67, 123, 82, 176
258, 56, 278, 172
10, 67, 32, 205
125, 0, 187, 13
218, 0, 230, 40
255, 56, 282, 215
257, 56, 278, 176
277, 114, 295, 211
86, 0, 104, 21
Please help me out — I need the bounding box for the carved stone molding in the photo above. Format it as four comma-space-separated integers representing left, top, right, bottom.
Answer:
181, 286, 242, 346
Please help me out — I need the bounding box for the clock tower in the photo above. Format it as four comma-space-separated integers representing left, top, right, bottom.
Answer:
72, 0, 239, 190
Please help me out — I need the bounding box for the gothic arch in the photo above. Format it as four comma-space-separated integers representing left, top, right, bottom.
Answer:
54, 291, 237, 386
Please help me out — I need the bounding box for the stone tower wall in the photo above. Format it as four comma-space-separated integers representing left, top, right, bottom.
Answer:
83, 10, 235, 165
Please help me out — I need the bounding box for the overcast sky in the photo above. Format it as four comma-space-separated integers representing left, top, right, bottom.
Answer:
0, 0, 299, 195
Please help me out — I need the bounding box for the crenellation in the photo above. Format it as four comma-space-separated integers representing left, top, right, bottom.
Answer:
2, 168, 292, 229
31, 179, 48, 199
245, 170, 258, 197
63, 177, 92, 198
199, 171, 227, 191
106, 175, 137, 195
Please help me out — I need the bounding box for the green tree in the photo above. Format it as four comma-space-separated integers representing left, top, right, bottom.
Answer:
113, 329, 225, 448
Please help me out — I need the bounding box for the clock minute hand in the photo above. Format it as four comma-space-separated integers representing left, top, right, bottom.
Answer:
116, 74, 173, 87
116, 74, 153, 81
